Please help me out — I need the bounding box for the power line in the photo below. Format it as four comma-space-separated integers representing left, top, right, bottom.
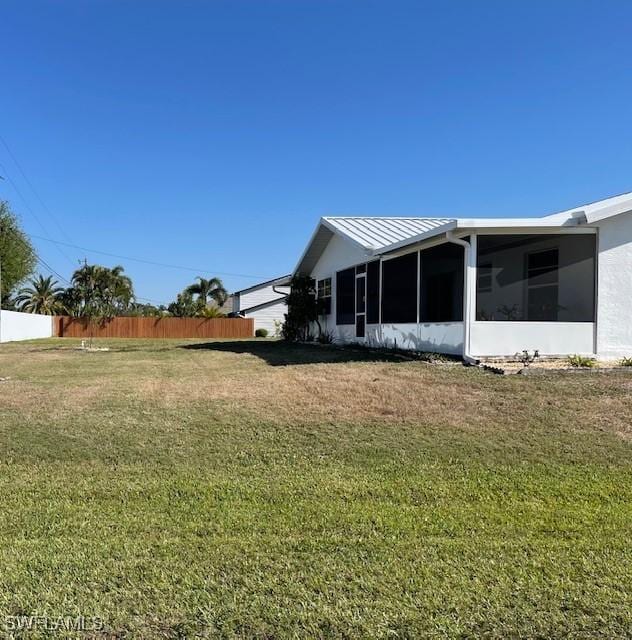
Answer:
0, 135, 74, 244
0, 159, 77, 268
29, 233, 273, 280
1, 218, 173, 306
36, 256, 71, 286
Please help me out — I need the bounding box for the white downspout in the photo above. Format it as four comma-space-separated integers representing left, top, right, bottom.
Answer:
446, 231, 477, 364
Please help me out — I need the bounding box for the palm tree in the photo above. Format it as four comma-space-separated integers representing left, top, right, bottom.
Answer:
15, 275, 64, 314
185, 277, 227, 308
104, 265, 134, 313
68, 263, 135, 317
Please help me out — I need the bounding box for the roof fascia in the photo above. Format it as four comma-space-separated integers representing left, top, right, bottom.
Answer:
233, 275, 291, 296
584, 201, 632, 224
292, 218, 374, 275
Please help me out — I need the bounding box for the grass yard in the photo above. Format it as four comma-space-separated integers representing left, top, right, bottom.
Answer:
0, 338, 631, 638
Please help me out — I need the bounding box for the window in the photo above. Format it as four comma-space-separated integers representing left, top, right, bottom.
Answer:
366, 261, 380, 324
476, 234, 595, 322
336, 268, 355, 325
420, 243, 464, 322
317, 278, 332, 315
381, 252, 418, 323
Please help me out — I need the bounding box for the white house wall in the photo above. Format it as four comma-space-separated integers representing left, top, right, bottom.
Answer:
470, 321, 594, 357
595, 213, 632, 358
367, 323, 463, 354
0, 310, 54, 343
247, 300, 287, 335
238, 284, 290, 310
310, 232, 372, 336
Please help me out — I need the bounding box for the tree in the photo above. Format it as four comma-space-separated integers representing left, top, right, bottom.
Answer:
185, 277, 228, 308
282, 274, 319, 342
15, 275, 64, 314
104, 265, 134, 314
127, 302, 165, 317
63, 263, 135, 318
61, 263, 135, 345
167, 290, 200, 317
0, 201, 37, 304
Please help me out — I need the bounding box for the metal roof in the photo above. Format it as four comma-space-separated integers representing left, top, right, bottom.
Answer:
322, 217, 455, 251
293, 191, 632, 275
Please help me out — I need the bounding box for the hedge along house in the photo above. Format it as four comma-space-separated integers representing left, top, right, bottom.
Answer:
293, 192, 632, 361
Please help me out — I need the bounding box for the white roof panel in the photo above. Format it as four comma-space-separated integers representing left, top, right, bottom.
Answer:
322, 217, 455, 251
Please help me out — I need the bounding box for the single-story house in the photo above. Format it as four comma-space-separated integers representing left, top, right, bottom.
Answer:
293, 191, 632, 360
232, 275, 291, 335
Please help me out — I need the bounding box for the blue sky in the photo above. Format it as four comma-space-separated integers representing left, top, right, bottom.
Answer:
1, 0, 631, 304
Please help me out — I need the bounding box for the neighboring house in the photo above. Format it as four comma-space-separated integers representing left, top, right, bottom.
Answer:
217, 294, 234, 315
293, 191, 632, 360
232, 275, 291, 334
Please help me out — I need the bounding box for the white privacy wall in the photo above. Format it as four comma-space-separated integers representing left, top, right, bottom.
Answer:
595, 213, 632, 358
0, 310, 53, 343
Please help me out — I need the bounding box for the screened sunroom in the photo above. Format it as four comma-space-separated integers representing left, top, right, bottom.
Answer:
295, 191, 632, 359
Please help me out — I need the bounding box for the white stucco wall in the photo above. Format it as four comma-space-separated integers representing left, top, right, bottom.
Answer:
470, 321, 595, 357
0, 310, 54, 343
595, 214, 632, 358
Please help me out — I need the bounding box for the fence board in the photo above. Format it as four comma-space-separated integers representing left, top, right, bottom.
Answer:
54, 316, 254, 339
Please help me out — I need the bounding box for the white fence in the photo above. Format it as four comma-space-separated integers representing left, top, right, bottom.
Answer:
0, 310, 54, 343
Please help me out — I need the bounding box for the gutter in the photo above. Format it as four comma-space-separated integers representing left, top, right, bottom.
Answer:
272, 284, 290, 297
445, 231, 477, 365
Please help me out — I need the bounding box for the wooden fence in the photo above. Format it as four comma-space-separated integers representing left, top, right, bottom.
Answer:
54, 316, 254, 339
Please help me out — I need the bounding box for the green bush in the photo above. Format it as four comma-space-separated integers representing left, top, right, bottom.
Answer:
255, 328, 269, 338
567, 354, 597, 368
317, 331, 335, 344
619, 357, 632, 367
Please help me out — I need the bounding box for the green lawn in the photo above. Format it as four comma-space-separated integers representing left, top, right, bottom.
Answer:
0, 338, 630, 638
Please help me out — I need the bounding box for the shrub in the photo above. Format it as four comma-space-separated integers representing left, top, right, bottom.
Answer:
416, 351, 454, 363
317, 331, 335, 344
567, 354, 597, 368
620, 357, 632, 367
282, 275, 319, 342
255, 328, 269, 338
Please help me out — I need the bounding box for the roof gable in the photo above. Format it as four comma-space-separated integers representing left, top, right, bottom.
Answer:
233, 274, 291, 296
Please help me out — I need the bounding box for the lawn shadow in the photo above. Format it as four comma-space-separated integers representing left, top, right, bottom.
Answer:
180, 340, 405, 366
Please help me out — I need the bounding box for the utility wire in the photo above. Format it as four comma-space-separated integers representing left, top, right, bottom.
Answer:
36, 256, 71, 286
1, 217, 176, 308
29, 233, 273, 280
0, 159, 76, 268
0, 135, 75, 244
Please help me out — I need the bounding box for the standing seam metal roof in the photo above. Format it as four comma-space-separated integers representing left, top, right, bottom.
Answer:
323, 217, 455, 251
